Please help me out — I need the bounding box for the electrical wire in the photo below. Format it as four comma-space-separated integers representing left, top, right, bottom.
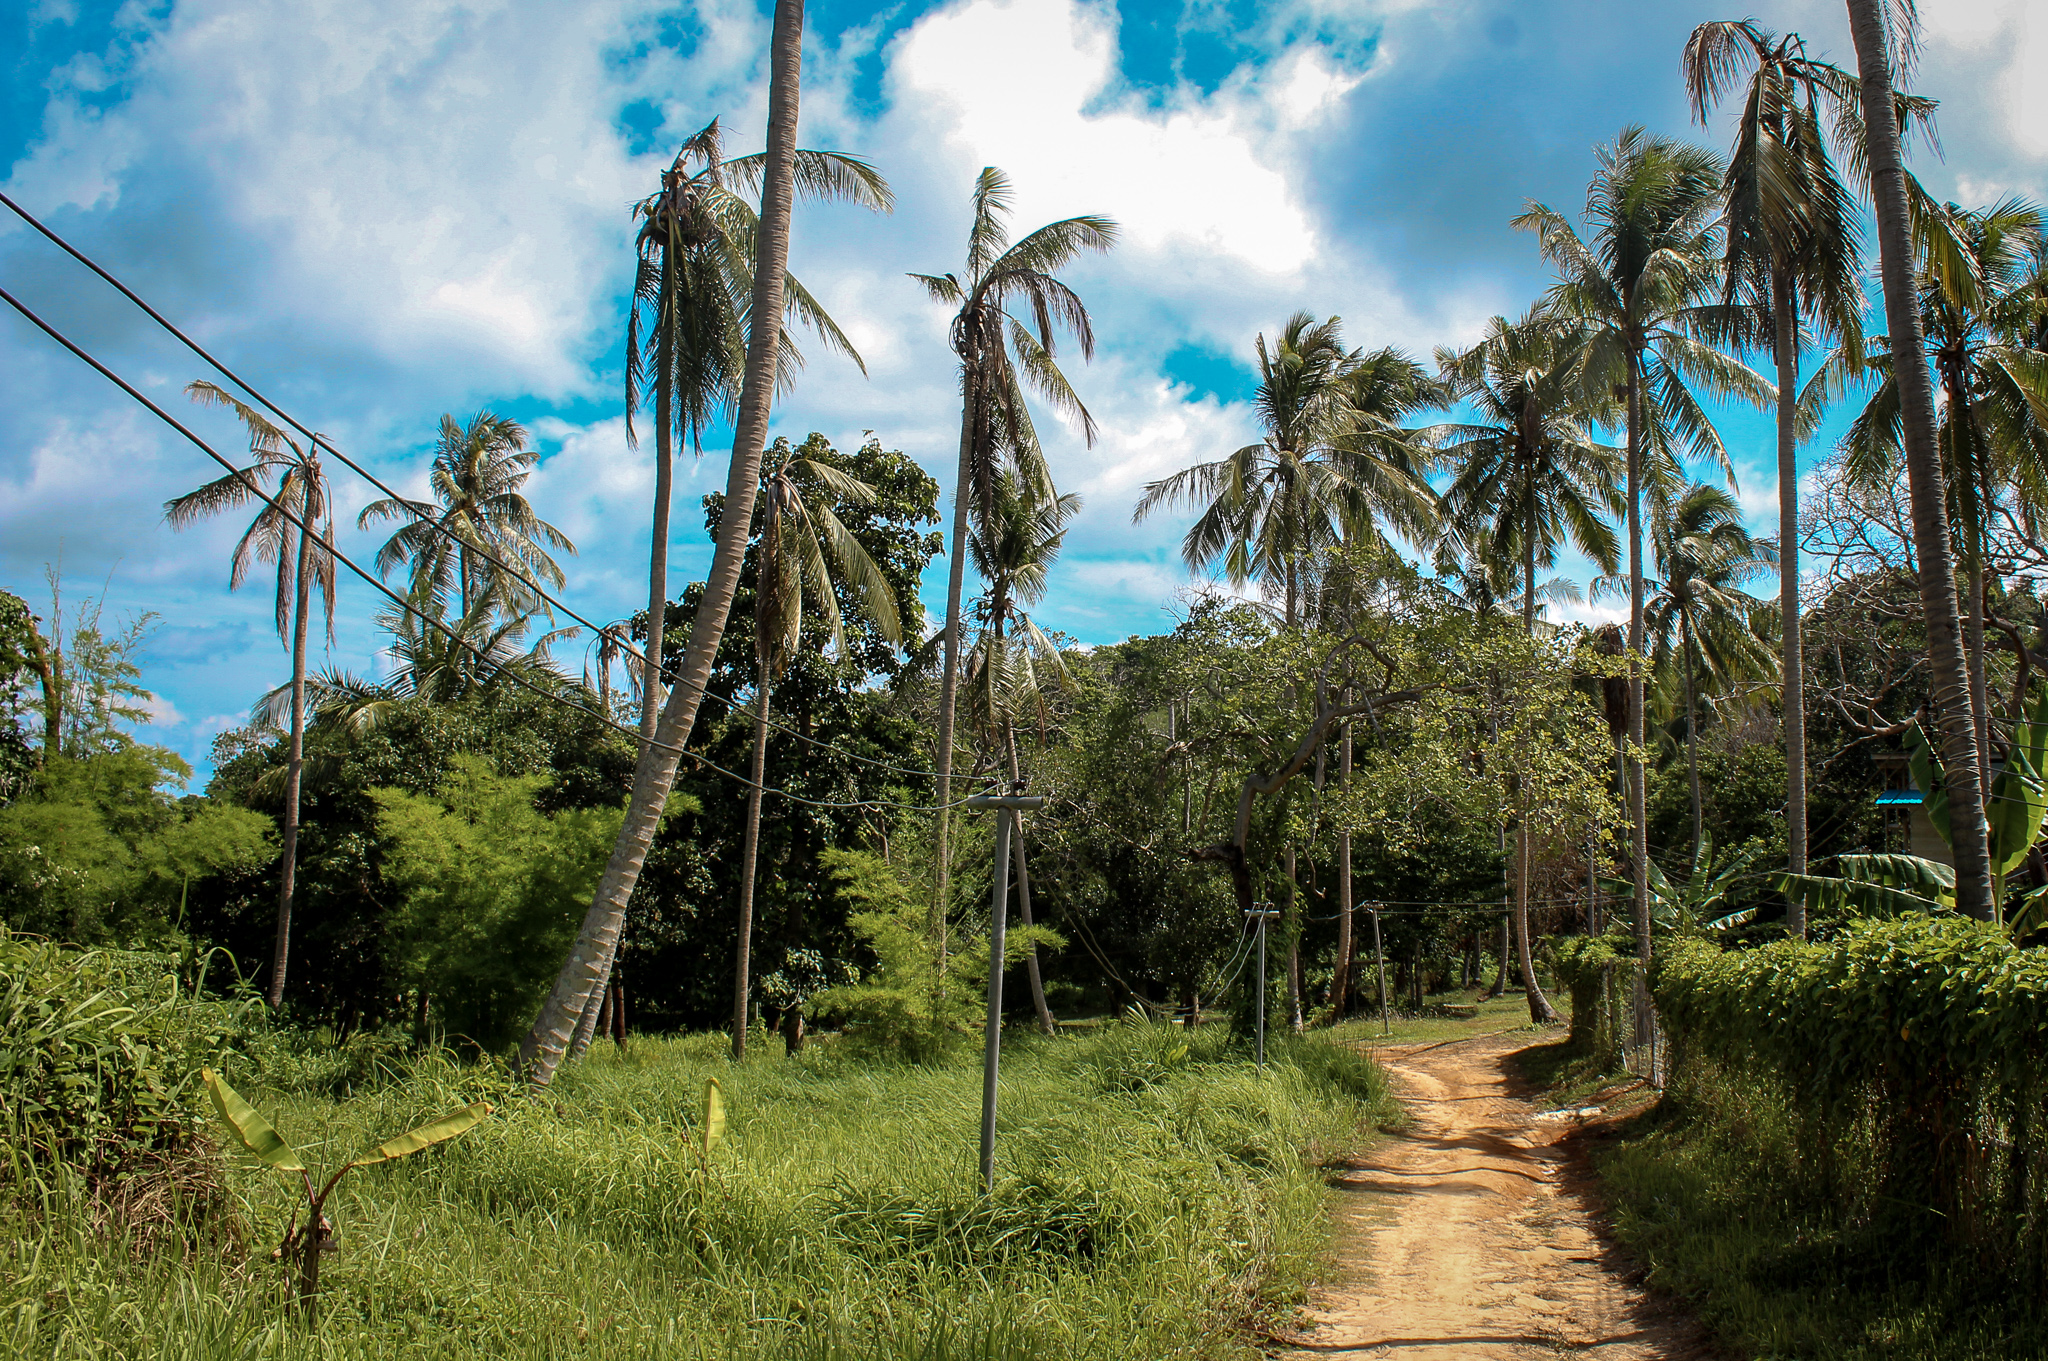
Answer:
0, 281, 975, 816
0, 188, 960, 786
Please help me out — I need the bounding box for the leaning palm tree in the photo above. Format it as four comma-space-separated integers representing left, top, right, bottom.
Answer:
1685, 18, 1896, 937
165, 381, 336, 1009
728, 439, 901, 1062
357, 412, 575, 621
915, 167, 1115, 963
624, 119, 889, 743
1136, 314, 1440, 622
1635, 483, 1779, 859
1434, 312, 1622, 1024
1514, 128, 1771, 1001
965, 473, 1080, 1038
1841, 0, 1995, 921
521, 0, 812, 1085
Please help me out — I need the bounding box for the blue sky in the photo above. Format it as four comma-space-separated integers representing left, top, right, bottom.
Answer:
2, 0, 2044, 782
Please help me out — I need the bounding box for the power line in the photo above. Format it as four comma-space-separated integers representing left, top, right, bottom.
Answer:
0, 188, 958, 786
0, 281, 971, 817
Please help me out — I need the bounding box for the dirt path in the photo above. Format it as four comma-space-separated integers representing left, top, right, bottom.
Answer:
1274, 1031, 1710, 1359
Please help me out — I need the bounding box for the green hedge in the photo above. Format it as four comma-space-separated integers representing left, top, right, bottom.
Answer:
1655, 918, 2048, 1283
1549, 935, 1621, 1049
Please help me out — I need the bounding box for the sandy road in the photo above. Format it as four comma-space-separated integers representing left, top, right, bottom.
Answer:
1273, 1031, 1712, 1359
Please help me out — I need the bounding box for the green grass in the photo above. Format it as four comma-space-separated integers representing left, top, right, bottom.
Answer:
4, 1020, 1401, 1361
1323, 990, 1556, 1048
1495, 1040, 2047, 1359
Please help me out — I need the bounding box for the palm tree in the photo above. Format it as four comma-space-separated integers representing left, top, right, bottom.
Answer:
521, 0, 812, 1084
624, 119, 889, 743
165, 381, 336, 1008
1435, 312, 1623, 1024
1140, 318, 1440, 1026
1830, 200, 2048, 764
1842, 0, 1995, 921
729, 439, 901, 1061
965, 473, 1079, 1038
1136, 314, 1440, 622
1636, 484, 1779, 858
1685, 19, 1890, 938
915, 167, 1115, 964
357, 412, 576, 620
1513, 127, 1771, 1000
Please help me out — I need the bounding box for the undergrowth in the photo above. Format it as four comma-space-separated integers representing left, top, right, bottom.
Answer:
3, 981, 1398, 1361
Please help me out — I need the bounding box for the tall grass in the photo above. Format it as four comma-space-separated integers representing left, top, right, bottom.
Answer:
5, 1019, 1397, 1360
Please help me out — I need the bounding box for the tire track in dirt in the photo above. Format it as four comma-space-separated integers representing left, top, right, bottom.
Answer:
1272, 1031, 1712, 1359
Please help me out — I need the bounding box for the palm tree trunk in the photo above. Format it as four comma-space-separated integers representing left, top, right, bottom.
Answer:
519, 0, 808, 1084
1625, 346, 1653, 1039
1515, 819, 1555, 1023
931, 391, 976, 959
1774, 271, 1808, 937
642, 264, 677, 743
270, 517, 312, 1009
1517, 465, 1555, 1023
732, 671, 772, 1061
1845, 0, 1994, 921
1947, 394, 1993, 766
1684, 615, 1703, 860
1332, 716, 1353, 1015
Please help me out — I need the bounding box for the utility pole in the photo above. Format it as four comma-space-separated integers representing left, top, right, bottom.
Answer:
1371, 905, 1389, 1037
969, 788, 1044, 1194
1247, 901, 1279, 1070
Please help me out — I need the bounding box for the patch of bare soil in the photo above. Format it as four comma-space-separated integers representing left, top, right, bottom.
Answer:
1270, 1032, 1712, 1359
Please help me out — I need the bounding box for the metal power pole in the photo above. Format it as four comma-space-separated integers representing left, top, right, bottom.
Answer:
1248, 901, 1279, 1070
1371, 905, 1390, 1037
970, 789, 1044, 1193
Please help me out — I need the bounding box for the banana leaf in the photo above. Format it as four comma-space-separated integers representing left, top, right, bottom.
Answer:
201, 1068, 305, 1174
349, 1101, 493, 1168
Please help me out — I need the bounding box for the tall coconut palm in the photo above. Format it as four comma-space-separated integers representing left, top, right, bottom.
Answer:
357, 412, 576, 620
915, 167, 1115, 963
1139, 318, 1439, 1026
521, 0, 812, 1084
729, 440, 901, 1061
1685, 19, 1893, 938
1514, 128, 1772, 1003
165, 381, 336, 1008
965, 473, 1079, 1037
624, 119, 889, 744
1435, 312, 1623, 1024
1136, 315, 1440, 621
1637, 483, 1779, 858
1842, 0, 1995, 921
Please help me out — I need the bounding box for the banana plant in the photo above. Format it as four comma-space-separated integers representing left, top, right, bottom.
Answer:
1779, 852, 1956, 918
1601, 834, 1764, 934
689, 1076, 725, 1177
1906, 686, 2048, 913
201, 1069, 490, 1320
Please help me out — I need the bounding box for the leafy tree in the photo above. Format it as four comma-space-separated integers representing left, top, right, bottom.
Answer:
166, 381, 336, 1008
915, 166, 1116, 961
373, 755, 625, 1052
0, 745, 273, 944
0, 591, 37, 803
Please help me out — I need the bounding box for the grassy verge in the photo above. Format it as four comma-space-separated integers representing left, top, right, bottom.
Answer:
1323, 991, 1552, 1049
6, 1020, 1399, 1361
